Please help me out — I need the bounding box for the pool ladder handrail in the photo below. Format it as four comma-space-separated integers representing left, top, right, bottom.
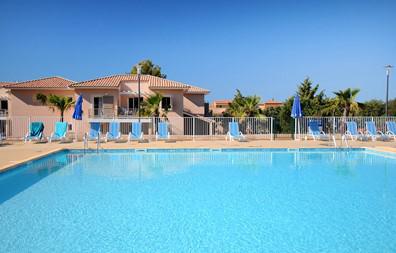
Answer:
332, 135, 337, 148
341, 134, 350, 149
83, 133, 88, 154
96, 132, 100, 153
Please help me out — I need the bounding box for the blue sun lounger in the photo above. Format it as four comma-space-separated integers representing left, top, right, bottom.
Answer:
226, 122, 245, 141
308, 121, 329, 141
156, 122, 170, 140
105, 122, 121, 142
85, 122, 105, 142
344, 121, 368, 141
128, 122, 143, 141
24, 122, 44, 142
386, 121, 396, 141
48, 121, 68, 143
365, 121, 389, 141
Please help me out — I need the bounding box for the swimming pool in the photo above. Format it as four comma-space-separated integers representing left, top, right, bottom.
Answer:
1, 148, 396, 252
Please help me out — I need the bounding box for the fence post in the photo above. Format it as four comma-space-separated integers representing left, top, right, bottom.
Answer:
28, 116, 31, 139
210, 121, 213, 139
152, 117, 155, 140
270, 117, 274, 141
74, 119, 77, 142
192, 117, 195, 142
333, 117, 336, 136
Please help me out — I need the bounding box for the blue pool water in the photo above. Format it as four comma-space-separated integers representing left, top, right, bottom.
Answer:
1, 149, 396, 252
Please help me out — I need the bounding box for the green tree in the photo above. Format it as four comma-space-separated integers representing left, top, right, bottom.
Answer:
387, 98, 396, 116
36, 94, 75, 122
359, 99, 385, 116
131, 60, 167, 78
332, 88, 360, 117
279, 78, 329, 133
224, 90, 262, 117
141, 92, 167, 117
262, 106, 282, 133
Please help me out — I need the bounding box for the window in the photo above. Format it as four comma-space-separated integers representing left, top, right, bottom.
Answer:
161, 97, 172, 110
93, 97, 103, 116
0, 100, 7, 110
128, 97, 143, 110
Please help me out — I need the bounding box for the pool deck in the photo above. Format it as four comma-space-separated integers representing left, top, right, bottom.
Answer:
1, 139, 395, 172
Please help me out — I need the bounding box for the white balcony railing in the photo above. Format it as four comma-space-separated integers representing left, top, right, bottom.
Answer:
88, 108, 139, 118
0, 109, 8, 117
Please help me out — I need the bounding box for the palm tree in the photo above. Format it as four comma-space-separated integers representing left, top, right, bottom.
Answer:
225, 90, 262, 118
243, 96, 261, 117
333, 88, 360, 117
227, 102, 245, 117
141, 92, 165, 117
36, 94, 75, 122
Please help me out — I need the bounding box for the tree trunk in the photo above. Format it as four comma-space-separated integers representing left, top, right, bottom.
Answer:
344, 104, 350, 117
60, 110, 64, 122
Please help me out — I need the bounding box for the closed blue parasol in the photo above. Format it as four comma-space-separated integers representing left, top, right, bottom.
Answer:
291, 95, 303, 118
291, 95, 303, 140
72, 95, 83, 120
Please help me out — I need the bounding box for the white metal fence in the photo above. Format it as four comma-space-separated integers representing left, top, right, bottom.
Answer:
91, 117, 273, 140
1, 116, 85, 140
296, 116, 396, 139
1, 116, 274, 141
3, 115, 396, 141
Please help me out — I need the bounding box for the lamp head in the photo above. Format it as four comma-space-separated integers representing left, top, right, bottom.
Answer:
136, 65, 142, 75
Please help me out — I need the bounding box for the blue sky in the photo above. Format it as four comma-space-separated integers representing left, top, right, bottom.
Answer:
0, 0, 395, 102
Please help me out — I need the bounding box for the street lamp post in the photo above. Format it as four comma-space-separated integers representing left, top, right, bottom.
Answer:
137, 65, 142, 122
385, 65, 393, 116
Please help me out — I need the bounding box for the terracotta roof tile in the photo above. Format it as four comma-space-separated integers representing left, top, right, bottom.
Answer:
0, 82, 16, 88
6, 77, 74, 89
213, 100, 231, 104
264, 99, 283, 104
186, 85, 209, 94
71, 74, 209, 94
70, 74, 129, 88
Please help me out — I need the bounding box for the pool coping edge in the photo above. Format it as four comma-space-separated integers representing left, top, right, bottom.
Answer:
1, 146, 395, 174
0, 148, 66, 174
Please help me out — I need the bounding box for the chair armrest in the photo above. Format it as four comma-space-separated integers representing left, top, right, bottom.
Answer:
377, 130, 385, 136
48, 132, 55, 143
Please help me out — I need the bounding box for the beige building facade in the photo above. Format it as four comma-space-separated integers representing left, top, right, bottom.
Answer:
1, 75, 209, 138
